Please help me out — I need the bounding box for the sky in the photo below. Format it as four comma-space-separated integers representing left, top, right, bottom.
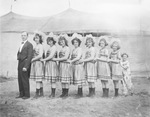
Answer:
0, 0, 150, 17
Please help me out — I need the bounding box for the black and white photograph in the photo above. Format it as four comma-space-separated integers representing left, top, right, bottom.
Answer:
0, 0, 150, 117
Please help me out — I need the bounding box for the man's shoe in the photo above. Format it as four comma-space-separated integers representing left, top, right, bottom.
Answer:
22, 96, 30, 100
16, 95, 23, 98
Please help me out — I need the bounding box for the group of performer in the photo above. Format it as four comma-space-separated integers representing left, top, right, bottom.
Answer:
29, 31, 133, 99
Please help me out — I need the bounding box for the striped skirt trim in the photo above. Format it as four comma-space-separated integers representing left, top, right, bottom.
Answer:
70, 64, 86, 86
97, 61, 111, 80
71, 79, 86, 86
30, 75, 44, 80
84, 62, 97, 83
97, 75, 111, 79
45, 76, 59, 82
59, 62, 72, 83
59, 77, 72, 83
45, 61, 58, 82
85, 75, 97, 83
112, 74, 123, 80
30, 61, 44, 81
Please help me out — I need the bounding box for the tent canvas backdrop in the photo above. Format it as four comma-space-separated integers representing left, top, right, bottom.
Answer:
40, 8, 150, 34
0, 8, 150, 77
0, 11, 49, 33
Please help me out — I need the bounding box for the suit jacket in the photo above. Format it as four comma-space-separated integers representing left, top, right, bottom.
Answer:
17, 41, 33, 69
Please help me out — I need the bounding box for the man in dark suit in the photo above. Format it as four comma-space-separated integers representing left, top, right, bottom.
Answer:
16, 31, 33, 99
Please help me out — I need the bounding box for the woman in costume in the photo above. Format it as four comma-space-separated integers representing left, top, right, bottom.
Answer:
97, 36, 111, 97
41, 33, 58, 98
30, 31, 44, 98
109, 39, 123, 97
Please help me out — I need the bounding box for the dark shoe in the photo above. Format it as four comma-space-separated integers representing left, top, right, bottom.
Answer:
87, 88, 92, 97
93, 88, 95, 96
60, 88, 65, 97
33, 89, 40, 99
105, 88, 109, 97
40, 87, 44, 97
22, 96, 30, 100
90, 88, 95, 97
49, 88, 56, 98
75, 88, 83, 98
115, 88, 119, 97
102, 88, 106, 97
63, 89, 69, 98
79, 88, 83, 97
16, 95, 24, 98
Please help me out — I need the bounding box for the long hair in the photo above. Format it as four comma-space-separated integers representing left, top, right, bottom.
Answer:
85, 37, 95, 46
71, 37, 82, 46
110, 41, 120, 50
99, 38, 108, 46
33, 33, 43, 44
58, 36, 68, 46
47, 37, 56, 45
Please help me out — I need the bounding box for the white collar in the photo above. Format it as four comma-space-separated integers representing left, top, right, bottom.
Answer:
22, 40, 27, 44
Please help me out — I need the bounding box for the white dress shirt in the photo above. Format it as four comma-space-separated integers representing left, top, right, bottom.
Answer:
19, 40, 27, 52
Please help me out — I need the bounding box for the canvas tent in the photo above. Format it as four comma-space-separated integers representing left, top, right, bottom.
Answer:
1, 8, 150, 34
0, 12, 49, 77
0, 11, 49, 33
40, 8, 111, 33
40, 8, 150, 35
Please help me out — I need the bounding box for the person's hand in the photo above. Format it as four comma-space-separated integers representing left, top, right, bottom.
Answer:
78, 60, 83, 64
66, 60, 71, 64
82, 59, 85, 63
108, 59, 112, 63
69, 60, 73, 64
40, 59, 45, 62
92, 60, 96, 63
107, 59, 110, 62
22, 67, 27, 71
31, 59, 35, 63
53, 58, 58, 61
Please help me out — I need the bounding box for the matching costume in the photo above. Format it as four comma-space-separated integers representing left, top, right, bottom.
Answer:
97, 48, 111, 80
70, 47, 85, 86
109, 50, 123, 80
45, 45, 58, 83
84, 47, 97, 83
97, 47, 111, 97
59, 46, 71, 83
30, 44, 44, 81
29, 33, 132, 98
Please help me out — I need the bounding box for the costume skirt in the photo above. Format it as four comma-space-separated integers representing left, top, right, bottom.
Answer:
59, 62, 72, 84
111, 63, 123, 80
97, 61, 111, 80
45, 60, 58, 83
30, 61, 44, 81
71, 63, 86, 86
84, 61, 97, 83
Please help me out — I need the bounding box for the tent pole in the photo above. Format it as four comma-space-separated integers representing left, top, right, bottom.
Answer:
10, 0, 13, 12
139, 0, 150, 78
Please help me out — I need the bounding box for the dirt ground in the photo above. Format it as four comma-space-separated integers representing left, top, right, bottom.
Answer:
0, 76, 150, 117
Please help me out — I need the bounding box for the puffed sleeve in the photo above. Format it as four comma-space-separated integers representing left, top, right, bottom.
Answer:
105, 49, 109, 57
52, 45, 57, 53
77, 47, 82, 56
39, 44, 44, 57
117, 51, 121, 60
